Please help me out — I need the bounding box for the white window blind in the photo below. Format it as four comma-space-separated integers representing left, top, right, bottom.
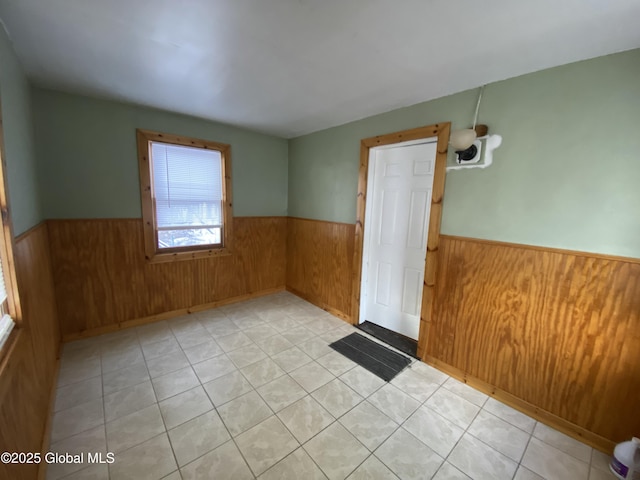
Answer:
0, 259, 13, 350
151, 142, 223, 249
0, 257, 6, 305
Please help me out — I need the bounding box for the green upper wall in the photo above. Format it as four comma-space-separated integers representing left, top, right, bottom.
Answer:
288, 49, 640, 258
0, 27, 42, 235
32, 89, 289, 219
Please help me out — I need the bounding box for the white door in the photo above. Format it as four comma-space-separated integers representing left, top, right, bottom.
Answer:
361, 140, 437, 340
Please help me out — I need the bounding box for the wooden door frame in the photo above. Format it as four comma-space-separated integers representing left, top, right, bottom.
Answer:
350, 122, 450, 360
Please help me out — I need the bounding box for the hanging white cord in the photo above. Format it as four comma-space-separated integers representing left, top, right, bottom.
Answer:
472, 85, 485, 130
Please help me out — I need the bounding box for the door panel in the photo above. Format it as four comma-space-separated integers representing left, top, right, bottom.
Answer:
363, 141, 437, 339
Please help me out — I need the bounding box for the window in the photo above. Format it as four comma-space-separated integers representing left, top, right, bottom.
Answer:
137, 130, 233, 263
0, 112, 21, 354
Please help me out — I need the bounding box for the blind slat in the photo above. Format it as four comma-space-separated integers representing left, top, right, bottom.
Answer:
151, 142, 223, 229
0, 258, 7, 305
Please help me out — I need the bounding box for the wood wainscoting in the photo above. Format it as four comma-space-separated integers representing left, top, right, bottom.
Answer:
428, 235, 640, 450
286, 217, 355, 321
0, 223, 60, 480
284, 218, 639, 450
48, 217, 286, 339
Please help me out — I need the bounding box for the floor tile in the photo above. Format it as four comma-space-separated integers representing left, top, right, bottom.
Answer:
347, 455, 397, 480
433, 462, 471, 480
256, 334, 294, 356
278, 396, 335, 443
320, 329, 349, 344
408, 361, 449, 385
339, 366, 385, 398
180, 440, 253, 480
151, 366, 200, 401
244, 324, 279, 342
202, 370, 253, 406
168, 315, 202, 335
62, 464, 109, 480
205, 319, 240, 338
47, 425, 107, 480
403, 405, 464, 458
216, 331, 254, 352
299, 337, 333, 359
281, 326, 316, 345
521, 437, 590, 480
174, 327, 211, 350
192, 354, 236, 383
137, 325, 175, 347
54, 375, 102, 412
101, 344, 145, 375
368, 384, 420, 424
236, 416, 299, 476
232, 314, 264, 330
312, 378, 363, 418
258, 375, 307, 412
241, 358, 286, 388
106, 403, 165, 453
589, 467, 616, 480
109, 433, 177, 480
468, 410, 531, 462
448, 433, 518, 480
513, 465, 544, 479
425, 387, 480, 429
442, 377, 489, 407
260, 448, 327, 480
57, 355, 102, 387
270, 316, 301, 333
196, 309, 228, 323
141, 337, 181, 361
306, 318, 336, 335
168, 410, 230, 467
375, 428, 443, 480
290, 361, 335, 392
217, 390, 272, 436
146, 351, 191, 378
532, 422, 592, 462
390, 368, 440, 402
271, 346, 313, 372
304, 422, 369, 480
227, 343, 268, 368
159, 385, 213, 430
182, 339, 223, 364
591, 449, 612, 473
339, 401, 398, 451
483, 398, 536, 433
161, 471, 182, 480
316, 351, 357, 376
51, 397, 105, 443
102, 362, 150, 395
104, 381, 157, 422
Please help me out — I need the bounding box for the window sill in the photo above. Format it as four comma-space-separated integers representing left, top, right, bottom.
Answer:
146, 246, 232, 264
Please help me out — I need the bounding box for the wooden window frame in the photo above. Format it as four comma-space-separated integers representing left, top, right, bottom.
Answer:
0, 99, 23, 363
136, 129, 234, 263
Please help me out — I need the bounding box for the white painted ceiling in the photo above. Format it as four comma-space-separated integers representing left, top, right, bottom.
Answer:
1, 0, 639, 138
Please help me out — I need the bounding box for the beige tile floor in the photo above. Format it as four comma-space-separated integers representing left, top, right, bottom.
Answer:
47, 292, 615, 480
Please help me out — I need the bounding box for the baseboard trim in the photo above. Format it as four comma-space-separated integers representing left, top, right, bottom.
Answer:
286, 286, 351, 324
61, 286, 286, 342
38, 355, 60, 480
424, 355, 615, 454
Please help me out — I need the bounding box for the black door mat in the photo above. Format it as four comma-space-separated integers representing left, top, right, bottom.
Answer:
357, 321, 418, 359
329, 333, 411, 382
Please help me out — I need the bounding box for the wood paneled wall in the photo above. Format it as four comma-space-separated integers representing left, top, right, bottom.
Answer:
428, 235, 640, 447
48, 217, 286, 338
0, 223, 60, 480
286, 217, 355, 320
